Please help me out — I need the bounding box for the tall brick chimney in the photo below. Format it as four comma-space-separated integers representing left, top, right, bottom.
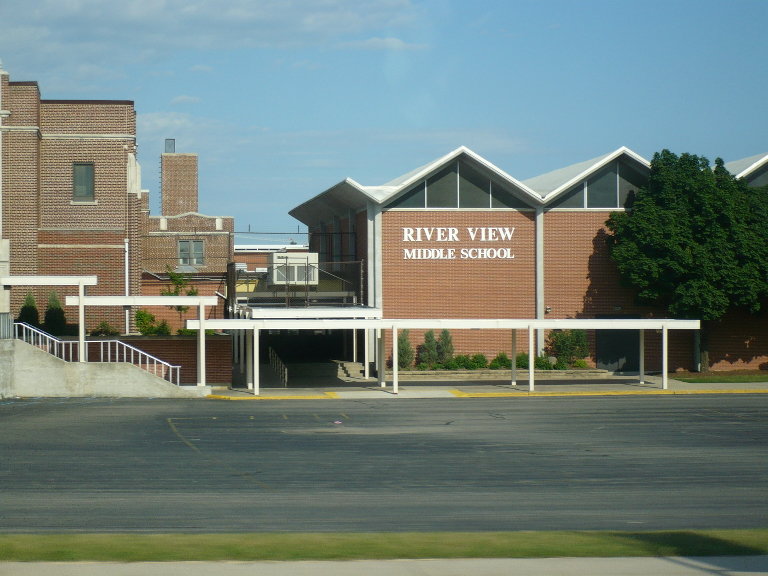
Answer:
161, 139, 198, 216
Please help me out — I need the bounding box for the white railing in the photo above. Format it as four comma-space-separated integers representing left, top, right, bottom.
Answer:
268, 346, 288, 387
13, 322, 181, 385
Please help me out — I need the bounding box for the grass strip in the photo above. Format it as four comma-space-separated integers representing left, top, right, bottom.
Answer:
674, 371, 768, 383
1, 530, 767, 562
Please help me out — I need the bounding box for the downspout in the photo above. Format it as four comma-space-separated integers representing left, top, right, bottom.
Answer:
124, 237, 129, 332
0, 61, 10, 321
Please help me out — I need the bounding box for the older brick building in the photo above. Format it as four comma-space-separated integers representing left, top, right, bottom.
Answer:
0, 63, 233, 334
140, 140, 234, 331
290, 146, 768, 372
0, 61, 142, 332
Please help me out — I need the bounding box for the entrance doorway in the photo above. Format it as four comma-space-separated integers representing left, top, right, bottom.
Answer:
595, 316, 640, 372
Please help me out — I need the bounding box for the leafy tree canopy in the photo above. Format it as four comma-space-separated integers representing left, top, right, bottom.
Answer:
606, 149, 768, 322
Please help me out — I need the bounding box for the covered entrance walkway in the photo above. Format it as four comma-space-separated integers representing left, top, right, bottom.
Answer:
187, 317, 700, 395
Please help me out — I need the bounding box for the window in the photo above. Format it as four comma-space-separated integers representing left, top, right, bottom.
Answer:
586, 165, 617, 208
426, 165, 457, 207
459, 161, 490, 208
388, 158, 531, 210
73, 163, 95, 201
179, 240, 204, 266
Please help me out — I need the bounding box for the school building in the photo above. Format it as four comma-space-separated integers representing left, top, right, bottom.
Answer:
288, 145, 768, 372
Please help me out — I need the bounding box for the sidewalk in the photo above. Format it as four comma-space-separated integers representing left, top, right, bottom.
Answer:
3, 556, 767, 575
211, 367, 768, 399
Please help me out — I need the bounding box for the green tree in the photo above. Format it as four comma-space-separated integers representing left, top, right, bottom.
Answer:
606, 150, 768, 370
417, 330, 439, 368
436, 329, 454, 365
161, 267, 199, 330
397, 329, 415, 369
43, 291, 67, 336
17, 292, 40, 327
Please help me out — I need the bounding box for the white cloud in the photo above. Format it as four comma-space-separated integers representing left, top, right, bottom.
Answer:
341, 37, 426, 51
170, 95, 201, 105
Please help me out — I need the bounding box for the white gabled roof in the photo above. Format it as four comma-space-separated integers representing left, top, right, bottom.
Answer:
725, 153, 768, 179
289, 146, 652, 227
525, 146, 650, 202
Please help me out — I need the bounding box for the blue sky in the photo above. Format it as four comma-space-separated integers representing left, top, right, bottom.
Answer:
1, 0, 766, 243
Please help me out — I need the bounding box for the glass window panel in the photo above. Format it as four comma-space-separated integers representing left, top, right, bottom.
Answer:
388, 182, 425, 208
618, 161, 648, 207
192, 240, 204, 265
549, 183, 584, 208
427, 163, 457, 208
178, 241, 191, 264
73, 163, 94, 201
587, 164, 618, 208
746, 163, 768, 188
458, 160, 490, 208
491, 181, 529, 208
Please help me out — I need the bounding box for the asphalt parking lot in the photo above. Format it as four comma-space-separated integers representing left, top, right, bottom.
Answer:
1, 394, 767, 533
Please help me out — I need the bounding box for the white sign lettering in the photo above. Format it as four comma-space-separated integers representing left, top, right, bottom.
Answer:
401, 226, 516, 260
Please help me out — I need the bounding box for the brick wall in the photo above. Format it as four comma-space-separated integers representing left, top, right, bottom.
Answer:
116, 335, 233, 385
161, 153, 198, 215
2, 74, 138, 332
380, 210, 536, 357
139, 273, 227, 333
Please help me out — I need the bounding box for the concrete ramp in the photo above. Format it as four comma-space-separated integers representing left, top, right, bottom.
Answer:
0, 339, 210, 398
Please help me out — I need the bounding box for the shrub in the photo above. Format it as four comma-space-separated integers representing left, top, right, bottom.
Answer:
91, 321, 120, 337
17, 293, 40, 327
135, 309, 171, 336
450, 355, 472, 370
436, 329, 454, 365
43, 291, 67, 336
469, 353, 488, 369
397, 329, 415, 369
535, 354, 555, 370
572, 358, 589, 369
489, 352, 512, 370
546, 329, 589, 367
515, 352, 529, 369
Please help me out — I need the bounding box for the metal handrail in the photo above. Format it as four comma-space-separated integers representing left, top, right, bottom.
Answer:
268, 346, 288, 387
13, 322, 181, 385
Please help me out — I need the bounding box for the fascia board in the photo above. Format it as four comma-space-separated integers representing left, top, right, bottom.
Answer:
542, 146, 650, 204
735, 154, 768, 179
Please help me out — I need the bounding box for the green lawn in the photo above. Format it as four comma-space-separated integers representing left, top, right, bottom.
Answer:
1, 530, 767, 562
675, 371, 768, 383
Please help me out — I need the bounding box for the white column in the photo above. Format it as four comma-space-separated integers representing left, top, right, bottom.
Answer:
662, 324, 668, 390
197, 302, 206, 386
253, 327, 260, 396
352, 328, 357, 363
377, 328, 386, 388
239, 328, 246, 374
511, 329, 517, 387
639, 330, 645, 385
528, 326, 535, 392
364, 328, 370, 379
392, 326, 399, 395
535, 205, 546, 355
246, 329, 253, 391
78, 281, 86, 362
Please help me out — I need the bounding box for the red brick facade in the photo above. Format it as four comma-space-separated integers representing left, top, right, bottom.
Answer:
1, 68, 141, 331
299, 148, 768, 373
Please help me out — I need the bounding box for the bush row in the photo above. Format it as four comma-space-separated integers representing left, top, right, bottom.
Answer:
396, 329, 590, 371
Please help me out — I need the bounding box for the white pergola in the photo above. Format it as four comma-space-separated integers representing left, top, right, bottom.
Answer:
186, 317, 700, 395
66, 295, 218, 385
